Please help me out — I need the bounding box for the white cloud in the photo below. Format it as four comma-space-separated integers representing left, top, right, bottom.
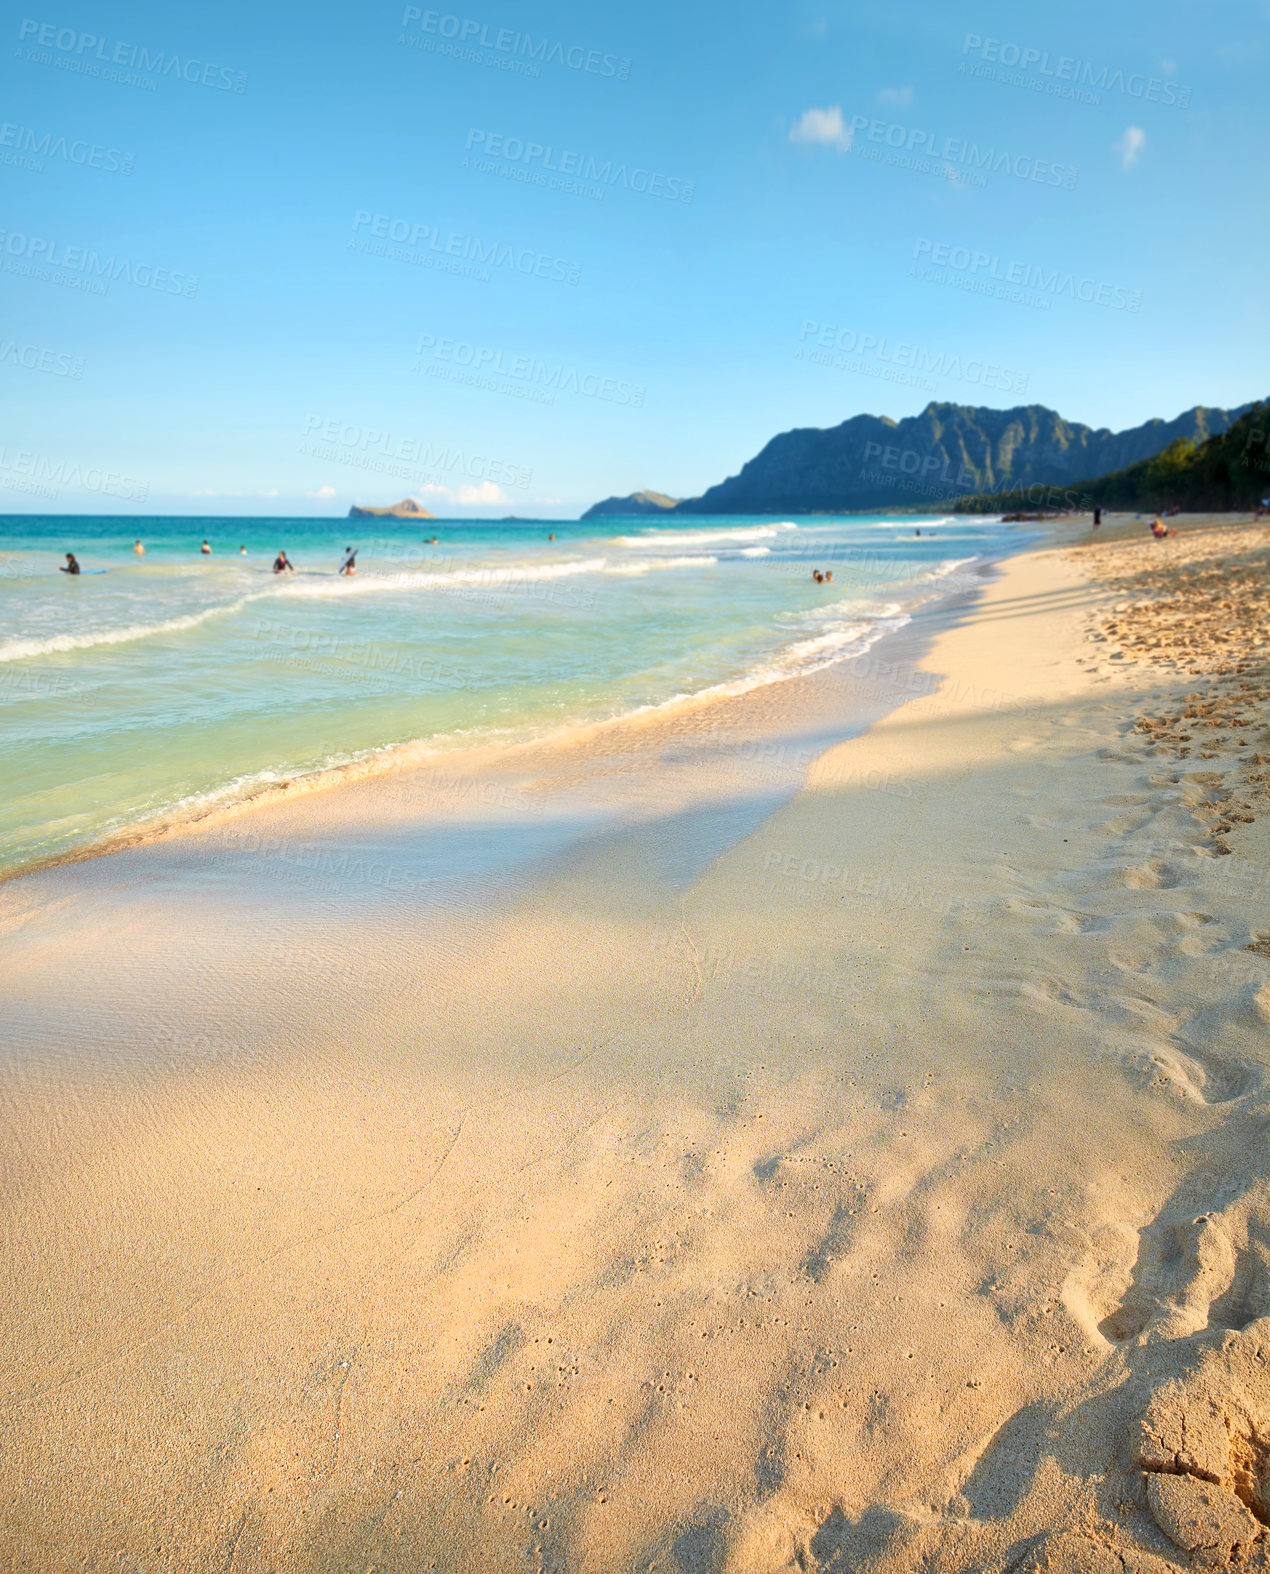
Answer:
414, 480, 512, 507
456, 481, 510, 506
789, 105, 853, 153
875, 84, 913, 107
259, 488, 279, 498
1113, 125, 1146, 169
306, 484, 336, 498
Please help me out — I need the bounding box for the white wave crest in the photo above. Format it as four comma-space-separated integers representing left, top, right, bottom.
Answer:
614, 522, 798, 547
275, 558, 611, 598
0, 597, 259, 664
602, 555, 717, 575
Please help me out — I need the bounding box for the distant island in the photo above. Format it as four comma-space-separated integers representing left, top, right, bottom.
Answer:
347, 497, 436, 519
581, 490, 680, 519
585, 401, 1259, 516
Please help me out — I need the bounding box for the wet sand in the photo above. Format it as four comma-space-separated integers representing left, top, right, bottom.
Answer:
4, 518, 1270, 1572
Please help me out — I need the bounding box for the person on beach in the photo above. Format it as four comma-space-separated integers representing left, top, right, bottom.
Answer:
339, 547, 358, 576
1093, 507, 1102, 527
273, 551, 294, 574
60, 553, 80, 575
201, 540, 212, 555
134, 540, 145, 555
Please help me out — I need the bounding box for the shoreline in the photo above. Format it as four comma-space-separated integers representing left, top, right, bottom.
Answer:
5, 513, 1270, 1571
0, 537, 1004, 888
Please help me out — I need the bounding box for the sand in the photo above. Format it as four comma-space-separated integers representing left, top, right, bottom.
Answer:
4, 515, 1270, 1572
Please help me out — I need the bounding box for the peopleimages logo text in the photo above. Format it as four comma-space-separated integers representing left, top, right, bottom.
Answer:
400, 10, 630, 78
847, 113, 1077, 188
350, 211, 581, 285
17, 19, 248, 91
960, 34, 1191, 108
911, 239, 1142, 311
464, 130, 693, 202
301, 416, 533, 491
0, 230, 198, 296
796, 321, 1028, 395
0, 335, 84, 378
0, 121, 133, 174
0, 446, 148, 500
414, 334, 645, 406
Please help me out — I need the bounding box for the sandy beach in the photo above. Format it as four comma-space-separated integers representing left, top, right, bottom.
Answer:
5, 515, 1270, 1573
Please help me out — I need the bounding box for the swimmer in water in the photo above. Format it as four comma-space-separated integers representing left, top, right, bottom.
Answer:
339, 546, 358, 576
240, 545, 247, 555
60, 552, 80, 575
133, 540, 144, 555
548, 533, 555, 541
825, 570, 833, 582
812, 570, 824, 583
273, 551, 294, 574
915, 528, 921, 536
201, 539, 212, 554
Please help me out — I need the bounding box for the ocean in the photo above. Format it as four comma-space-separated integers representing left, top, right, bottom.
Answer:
0, 512, 1024, 875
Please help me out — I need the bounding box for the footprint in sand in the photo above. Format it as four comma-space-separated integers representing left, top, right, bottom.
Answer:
1133, 1317, 1270, 1567
1000, 896, 1105, 935
1123, 861, 1189, 891
1128, 1043, 1254, 1107
1100, 1213, 1238, 1346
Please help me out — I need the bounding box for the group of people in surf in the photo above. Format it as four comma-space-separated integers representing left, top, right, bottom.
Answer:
60, 542, 362, 576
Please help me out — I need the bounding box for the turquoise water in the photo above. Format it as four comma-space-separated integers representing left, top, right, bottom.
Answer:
0, 513, 1021, 872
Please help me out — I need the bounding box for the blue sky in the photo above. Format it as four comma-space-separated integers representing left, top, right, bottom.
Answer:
2, 0, 1264, 516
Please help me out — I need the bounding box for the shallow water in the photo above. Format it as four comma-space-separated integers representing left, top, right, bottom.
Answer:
0, 512, 1023, 872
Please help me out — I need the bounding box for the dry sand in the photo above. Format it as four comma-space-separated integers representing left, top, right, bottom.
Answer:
4, 516, 1270, 1572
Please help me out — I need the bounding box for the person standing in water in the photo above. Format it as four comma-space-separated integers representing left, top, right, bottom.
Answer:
273, 551, 294, 574
133, 540, 145, 555
201, 539, 212, 555
339, 546, 358, 576
60, 553, 81, 575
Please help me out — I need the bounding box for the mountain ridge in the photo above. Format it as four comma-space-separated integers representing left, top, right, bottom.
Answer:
950, 403, 1270, 515
591, 401, 1258, 516
581, 490, 680, 519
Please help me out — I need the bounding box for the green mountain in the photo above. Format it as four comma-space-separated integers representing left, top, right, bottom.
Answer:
599, 401, 1254, 516
951, 403, 1270, 514
581, 490, 680, 519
